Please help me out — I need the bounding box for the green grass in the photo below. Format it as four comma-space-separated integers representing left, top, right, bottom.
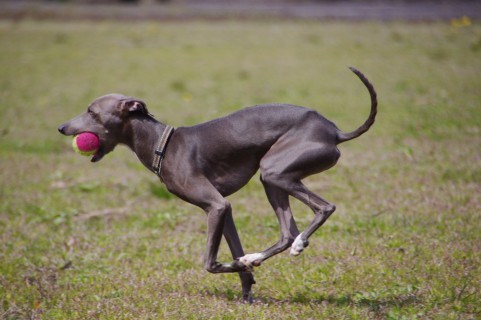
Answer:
1, 19, 480, 319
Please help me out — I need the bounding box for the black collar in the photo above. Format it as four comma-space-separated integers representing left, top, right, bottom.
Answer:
152, 125, 175, 182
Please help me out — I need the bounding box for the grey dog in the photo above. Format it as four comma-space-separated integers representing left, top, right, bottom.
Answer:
59, 67, 377, 302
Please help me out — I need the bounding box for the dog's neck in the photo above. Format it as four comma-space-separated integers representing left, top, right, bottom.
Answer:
123, 116, 169, 174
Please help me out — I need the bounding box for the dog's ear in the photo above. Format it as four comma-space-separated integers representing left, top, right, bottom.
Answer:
119, 98, 152, 117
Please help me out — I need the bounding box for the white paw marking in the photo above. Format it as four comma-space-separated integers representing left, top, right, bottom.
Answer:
239, 253, 265, 267
290, 233, 305, 256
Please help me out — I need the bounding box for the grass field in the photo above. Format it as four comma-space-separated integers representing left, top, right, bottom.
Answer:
1, 18, 480, 319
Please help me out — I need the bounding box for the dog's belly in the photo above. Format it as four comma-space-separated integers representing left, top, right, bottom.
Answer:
206, 156, 261, 197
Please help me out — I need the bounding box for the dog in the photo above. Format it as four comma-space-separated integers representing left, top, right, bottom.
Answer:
59, 67, 377, 302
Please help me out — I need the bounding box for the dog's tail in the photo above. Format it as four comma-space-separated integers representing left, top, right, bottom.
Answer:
336, 67, 378, 144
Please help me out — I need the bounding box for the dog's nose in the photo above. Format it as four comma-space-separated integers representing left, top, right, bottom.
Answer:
58, 124, 66, 134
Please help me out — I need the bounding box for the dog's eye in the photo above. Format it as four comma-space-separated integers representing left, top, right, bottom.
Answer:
87, 108, 102, 123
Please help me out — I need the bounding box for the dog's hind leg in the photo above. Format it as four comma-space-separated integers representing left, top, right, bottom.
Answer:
285, 181, 336, 256
257, 141, 340, 256
239, 180, 300, 267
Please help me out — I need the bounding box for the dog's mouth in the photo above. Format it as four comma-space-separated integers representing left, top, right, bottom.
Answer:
90, 139, 117, 163
58, 124, 108, 162
90, 147, 105, 163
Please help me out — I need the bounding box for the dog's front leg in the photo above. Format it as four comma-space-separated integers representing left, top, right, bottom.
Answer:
166, 177, 250, 273
203, 199, 249, 273
223, 210, 256, 302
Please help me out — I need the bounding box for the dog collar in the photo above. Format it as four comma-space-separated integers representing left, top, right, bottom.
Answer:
152, 125, 175, 182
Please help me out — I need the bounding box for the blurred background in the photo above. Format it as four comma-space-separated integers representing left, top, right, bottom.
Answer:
2, 0, 481, 22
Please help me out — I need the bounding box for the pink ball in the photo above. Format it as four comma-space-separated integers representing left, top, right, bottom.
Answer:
72, 132, 100, 156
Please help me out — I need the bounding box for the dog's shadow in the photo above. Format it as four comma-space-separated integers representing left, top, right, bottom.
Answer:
212, 288, 420, 311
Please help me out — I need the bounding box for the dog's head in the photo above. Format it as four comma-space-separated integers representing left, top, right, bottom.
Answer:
58, 93, 152, 162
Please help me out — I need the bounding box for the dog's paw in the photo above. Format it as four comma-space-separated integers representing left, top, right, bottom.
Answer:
290, 233, 309, 256
239, 253, 264, 270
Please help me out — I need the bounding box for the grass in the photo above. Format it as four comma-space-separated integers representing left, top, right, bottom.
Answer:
1, 18, 480, 319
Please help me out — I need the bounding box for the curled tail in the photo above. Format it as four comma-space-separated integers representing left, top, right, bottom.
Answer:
337, 67, 378, 144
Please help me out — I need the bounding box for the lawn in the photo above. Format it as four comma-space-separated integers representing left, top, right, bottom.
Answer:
0, 18, 480, 319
